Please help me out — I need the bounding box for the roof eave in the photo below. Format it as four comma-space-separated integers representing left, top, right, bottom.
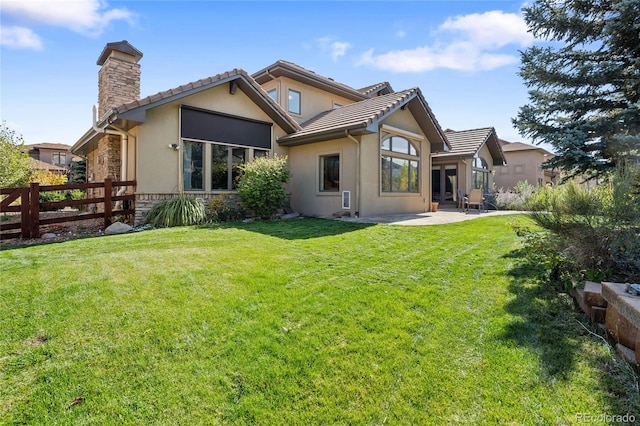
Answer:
253, 62, 366, 102
71, 128, 100, 156
278, 124, 371, 146
112, 73, 300, 134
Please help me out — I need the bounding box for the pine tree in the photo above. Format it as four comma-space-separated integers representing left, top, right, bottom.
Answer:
513, 0, 640, 179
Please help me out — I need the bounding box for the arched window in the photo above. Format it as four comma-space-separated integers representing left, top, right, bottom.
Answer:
472, 156, 490, 192
380, 136, 420, 193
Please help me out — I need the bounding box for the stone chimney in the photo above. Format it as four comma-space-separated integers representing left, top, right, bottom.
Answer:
97, 40, 143, 118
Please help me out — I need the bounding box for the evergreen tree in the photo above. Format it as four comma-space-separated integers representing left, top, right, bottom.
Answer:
68, 159, 87, 183
513, 0, 640, 179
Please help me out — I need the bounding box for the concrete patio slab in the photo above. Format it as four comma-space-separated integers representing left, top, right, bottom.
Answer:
338, 208, 526, 226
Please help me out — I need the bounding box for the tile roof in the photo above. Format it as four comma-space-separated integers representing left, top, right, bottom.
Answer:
444, 127, 495, 156
24, 143, 72, 151
101, 68, 300, 134
434, 127, 506, 166
358, 82, 394, 97
29, 158, 67, 172
500, 140, 554, 155
252, 60, 367, 102
280, 89, 415, 143
279, 88, 447, 146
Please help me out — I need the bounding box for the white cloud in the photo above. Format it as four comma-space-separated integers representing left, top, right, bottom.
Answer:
0, 26, 43, 50
396, 29, 407, 39
1, 0, 136, 46
359, 10, 534, 73
330, 41, 351, 61
316, 36, 352, 61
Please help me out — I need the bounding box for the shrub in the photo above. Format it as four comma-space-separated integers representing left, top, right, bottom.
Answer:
144, 195, 206, 227
208, 195, 245, 223
494, 181, 537, 210
519, 165, 640, 283
236, 155, 291, 220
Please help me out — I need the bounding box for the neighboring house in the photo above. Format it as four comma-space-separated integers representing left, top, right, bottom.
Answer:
71, 41, 452, 223
28, 158, 67, 175
494, 139, 559, 190
24, 143, 75, 172
431, 128, 506, 206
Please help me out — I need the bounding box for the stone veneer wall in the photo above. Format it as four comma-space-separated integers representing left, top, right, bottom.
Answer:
135, 193, 243, 225
98, 56, 141, 117
85, 134, 122, 212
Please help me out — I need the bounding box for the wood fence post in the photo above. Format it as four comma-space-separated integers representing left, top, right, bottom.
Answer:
20, 187, 30, 239
104, 178, 112, 228
29, 182, 40, 238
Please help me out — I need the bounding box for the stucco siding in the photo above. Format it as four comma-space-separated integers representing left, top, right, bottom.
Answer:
285, 110, 433, 218
262, 76, 359, 124
135, 85, 286, 194
287, 137, 357, 217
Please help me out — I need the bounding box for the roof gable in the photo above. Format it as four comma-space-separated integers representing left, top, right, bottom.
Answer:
278, 88, 448, 148
358, 82, 394, 97
435, 127, 506, 166
252, 60, 367, 102
500, 139, 554, 156
113, 69, 299, 133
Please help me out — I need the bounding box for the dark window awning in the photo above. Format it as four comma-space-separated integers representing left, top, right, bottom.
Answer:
180, 105, 271, 149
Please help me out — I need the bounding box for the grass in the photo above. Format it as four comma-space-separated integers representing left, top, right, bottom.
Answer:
1, 216, 638, 424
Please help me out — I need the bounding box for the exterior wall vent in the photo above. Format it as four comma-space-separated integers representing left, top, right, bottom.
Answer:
342, 190, 351, 210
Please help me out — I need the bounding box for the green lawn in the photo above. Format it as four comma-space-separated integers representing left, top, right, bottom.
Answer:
1, 217, 638, 424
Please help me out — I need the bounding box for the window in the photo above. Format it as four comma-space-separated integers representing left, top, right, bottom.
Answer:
267, 88, 277, 102
333, 103, 342, 109
183, 141, 204, 191
472, 156, 490, 192
381, 136, 419, 193
211, 146, 246, 190
320, 154, 340, 192
514, 164, 525, 175
184, 141, 269, 192
288, 89, 301, 114
52, 152, 66, 166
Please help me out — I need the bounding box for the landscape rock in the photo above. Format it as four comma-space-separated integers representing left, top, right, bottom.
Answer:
105, 222, 133, 235
280, 213, 301, 220
41, 233, 57, 239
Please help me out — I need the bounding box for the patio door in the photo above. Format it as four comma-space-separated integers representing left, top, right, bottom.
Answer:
431, 164, 458, 205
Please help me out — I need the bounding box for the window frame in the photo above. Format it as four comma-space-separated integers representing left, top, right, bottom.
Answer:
318, 153, 341, 194
287, 89, 301, 115
267, 88, 277, 102
380, 134, 421, 194
182, 139, 270, 192
52, 152, 66, 166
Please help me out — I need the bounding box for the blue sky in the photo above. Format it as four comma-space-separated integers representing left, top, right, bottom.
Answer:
1, 0, 544, 149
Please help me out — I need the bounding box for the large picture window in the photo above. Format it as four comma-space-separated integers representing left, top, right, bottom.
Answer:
320, 154, 340, 192
381, 136, 419, 193
184, 140, 268, 191
472, 156, 490, 192
183, 141, 204, 191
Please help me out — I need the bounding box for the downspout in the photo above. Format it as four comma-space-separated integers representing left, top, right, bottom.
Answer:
266, 68, 281, 104
345, 131, 360, 218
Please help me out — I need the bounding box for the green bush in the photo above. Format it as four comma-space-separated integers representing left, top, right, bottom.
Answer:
39, 189, 85, 211
236, 155, 291, 220
144, 195, 206, 227
520, 165, 640, 283
208, 195, 245, 223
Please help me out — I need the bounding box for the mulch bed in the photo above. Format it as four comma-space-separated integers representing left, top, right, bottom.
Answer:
1, 211, 106, 248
